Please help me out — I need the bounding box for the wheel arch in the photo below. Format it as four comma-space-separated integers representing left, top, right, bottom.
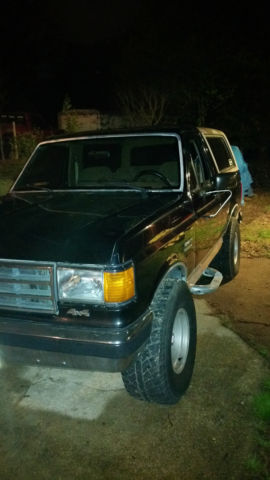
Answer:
229, 203, 242, 222
151, 261, 187, 306
223, 203, 241, 237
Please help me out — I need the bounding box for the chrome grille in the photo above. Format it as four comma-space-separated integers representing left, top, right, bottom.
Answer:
0, 261, 57, 313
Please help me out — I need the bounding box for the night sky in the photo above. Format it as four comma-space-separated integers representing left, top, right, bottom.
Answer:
1, 0, 270, 156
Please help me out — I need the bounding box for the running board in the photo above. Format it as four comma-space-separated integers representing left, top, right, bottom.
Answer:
189, 267, 223, 295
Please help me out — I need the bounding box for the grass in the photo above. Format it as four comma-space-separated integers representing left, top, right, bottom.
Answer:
241, 191, 270, 258
245, 379, 270, 479
246, 455, 266, 478
253, 380, 270, 422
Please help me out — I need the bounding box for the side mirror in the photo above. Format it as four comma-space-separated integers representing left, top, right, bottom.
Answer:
214, 171, 240, 191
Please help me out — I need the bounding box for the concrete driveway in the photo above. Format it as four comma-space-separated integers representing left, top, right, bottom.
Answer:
0, 299, 268, 480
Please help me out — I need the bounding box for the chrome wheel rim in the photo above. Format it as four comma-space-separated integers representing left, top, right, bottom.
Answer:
233, 231, 239, 266
171, 308, 190, 374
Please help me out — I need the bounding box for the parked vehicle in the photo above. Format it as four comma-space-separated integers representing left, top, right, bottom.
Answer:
0, 126, 241, 404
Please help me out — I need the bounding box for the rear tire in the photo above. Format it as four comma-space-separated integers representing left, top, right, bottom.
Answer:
211, 218, 240, 283
121, 279, 197, 405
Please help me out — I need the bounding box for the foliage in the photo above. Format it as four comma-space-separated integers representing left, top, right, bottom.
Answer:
0, 160, 24, 196
0, 74, 7, 112
63, 114, 80, 134
0, 129, 44, 195
9, 129, 44, 164
62, 94, 73, 112
61, 94, 80, 133
0, 178, 13, 196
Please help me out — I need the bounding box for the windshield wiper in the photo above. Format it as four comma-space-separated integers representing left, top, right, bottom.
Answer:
74, 182, 149, 196
102, 182, 149, 194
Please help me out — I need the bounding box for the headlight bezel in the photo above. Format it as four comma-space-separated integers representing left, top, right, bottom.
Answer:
56, 262, 135, 306
57, 266, 104, 304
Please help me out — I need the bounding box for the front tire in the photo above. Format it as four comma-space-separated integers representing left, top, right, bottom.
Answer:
121, 279, 197, 405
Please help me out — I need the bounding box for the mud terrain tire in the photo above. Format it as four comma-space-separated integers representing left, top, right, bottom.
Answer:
122, 280, 197, 404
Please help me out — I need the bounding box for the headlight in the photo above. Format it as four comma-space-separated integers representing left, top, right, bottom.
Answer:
57, 265, 135, 305
57, 268, 103, 303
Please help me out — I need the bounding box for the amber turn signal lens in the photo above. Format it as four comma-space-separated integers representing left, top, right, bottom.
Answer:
104, 266, 135, 303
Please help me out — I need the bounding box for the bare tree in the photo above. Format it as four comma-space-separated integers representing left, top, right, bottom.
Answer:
117, 85, 168, 127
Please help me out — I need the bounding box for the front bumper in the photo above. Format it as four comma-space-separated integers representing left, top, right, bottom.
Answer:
0, 309, 153, 372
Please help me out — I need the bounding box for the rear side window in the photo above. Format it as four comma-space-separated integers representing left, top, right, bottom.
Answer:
206, 136, 235, 171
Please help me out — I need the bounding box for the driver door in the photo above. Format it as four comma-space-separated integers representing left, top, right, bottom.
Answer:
184, 134, 229, 267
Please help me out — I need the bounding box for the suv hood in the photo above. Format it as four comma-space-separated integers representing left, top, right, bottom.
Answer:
0, 191, 179, 264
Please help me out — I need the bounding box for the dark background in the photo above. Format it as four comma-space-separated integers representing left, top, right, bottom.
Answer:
1, 1, 270, 183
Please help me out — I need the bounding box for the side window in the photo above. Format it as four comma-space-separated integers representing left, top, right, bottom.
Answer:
206, 136, 234, 171
186, 139, 210, 186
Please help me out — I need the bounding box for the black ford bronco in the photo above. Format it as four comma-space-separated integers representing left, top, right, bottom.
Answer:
0, 126, 241, 404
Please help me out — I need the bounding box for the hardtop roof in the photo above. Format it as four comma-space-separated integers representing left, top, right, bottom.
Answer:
46, 125, 200, 142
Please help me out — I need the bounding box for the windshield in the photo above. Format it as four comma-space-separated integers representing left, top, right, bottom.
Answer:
13, 134, 181, 191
